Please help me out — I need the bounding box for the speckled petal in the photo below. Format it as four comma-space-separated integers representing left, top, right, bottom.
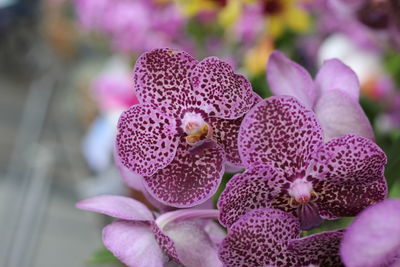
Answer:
103, 220, 168, 267
191, 57, 257, 119
340, 200, 400, 267
163, 220, 222, 267
133, 48, 198, 114
151, 221, 180, 263
289, 229, 344, 266
315, 178, 387, 219
76, 195, 154, 221
143, 139, 225, 208
239, 96, 323, 177
218, 165, 291, 228
266, 51, 317, 109
207, 116, 243, 168
315, 90, 374, 141
116, 104, 179, 177
219, 208, 300, 267
309, 134, 387, 185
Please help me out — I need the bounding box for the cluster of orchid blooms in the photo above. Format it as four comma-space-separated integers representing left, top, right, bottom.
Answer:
77, 48, 399, 267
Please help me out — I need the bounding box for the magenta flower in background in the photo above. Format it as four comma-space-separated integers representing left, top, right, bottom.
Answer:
116, 48, 259, 207
76, 195, 223, 267
267, 50, 374, 141
218, 96, 387, 230
219, 208, 344, 266
340, 199, 400, 267
74, 0, 109, 31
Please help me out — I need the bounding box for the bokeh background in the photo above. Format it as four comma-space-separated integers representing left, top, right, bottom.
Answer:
0, 0, 399, 266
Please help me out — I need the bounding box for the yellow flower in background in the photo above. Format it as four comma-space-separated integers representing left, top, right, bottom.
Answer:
244, 36, 274, 76
260, 0, 311, 38
175, 0, 222, 17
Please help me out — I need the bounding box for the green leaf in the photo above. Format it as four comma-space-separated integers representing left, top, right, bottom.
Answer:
87, 247, 121, 265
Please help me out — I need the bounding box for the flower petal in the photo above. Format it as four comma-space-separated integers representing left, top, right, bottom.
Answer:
133, 48, 198, 114
314, 89, 374, 141
239, 96, 323, 177
266, 51, 317, 109
163, 220, 222, 267
340, 200, 400, 267
143, 139, 225, 208
103, 220, 168, 267
207, 116, 243, 168
310, 134, 387, 185
315, 178, 387, 219
76, 195, 154, 221
117, 161, 146, 192
116, 104, 179, 177
315, 59, 360, 100
288, 229, 344, 266
218, 165, 290, 228
191, 57, 257, 119
219, 208, 300, 267
151, 222, 180, 262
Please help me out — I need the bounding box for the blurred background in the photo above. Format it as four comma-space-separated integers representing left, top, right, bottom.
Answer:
0, 0, 399, 266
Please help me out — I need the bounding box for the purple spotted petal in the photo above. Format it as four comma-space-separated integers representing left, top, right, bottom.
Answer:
266, 50, 317, 109
191, 57, 257, 119
207, 116, 243, 168
163, 220, 222, 267
289, 229, 345, 266
103, 220, 168, 267
340, 200, 400, 267
151, 221, 180, 263
315, 178, 387, 219
116, 104, 178, 177
315, 59, 360, 100
133, 48, 198, 115
239, 96, 323, 177
143, 139, 225, 208
219, 208, 300, 267
218, 165, 291, 228
314, 90, 374, 141
310, 134, 386, 185
76, 195, 154, 221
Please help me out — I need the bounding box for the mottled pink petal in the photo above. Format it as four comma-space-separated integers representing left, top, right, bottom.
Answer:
340, 200, 400, 267
191, 57, 257, 119
76, 195, 154, 221
219, 208, 300, 267
103, 220, 168, 267
143, 139, 225, 208
315, 59, 360, 100
315, 90, 374, 140
151, 222, 180, 263
163, 220, 222, 267
289, 229, 344, 266
239, 96, 323, 177
133, 48, 198, 115
218, 165, 290, 228
116, 104, 179, 177
310, 134, 386, 185
207, 116, 243, 168
315, 178, 387, 219
266, 51, 317, 109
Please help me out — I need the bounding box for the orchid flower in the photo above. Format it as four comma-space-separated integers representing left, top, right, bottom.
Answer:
219, 208, 344, 266
340, 199, 400, 267
218, 96, 387, 230
267, 50, 374, 141
77, 195, 224, 267
116, 48, 260, 207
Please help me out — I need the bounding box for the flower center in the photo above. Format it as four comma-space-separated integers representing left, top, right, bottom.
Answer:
181, 112, 212, 145
288, 179, 314, 205
288, 178, 322, 230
